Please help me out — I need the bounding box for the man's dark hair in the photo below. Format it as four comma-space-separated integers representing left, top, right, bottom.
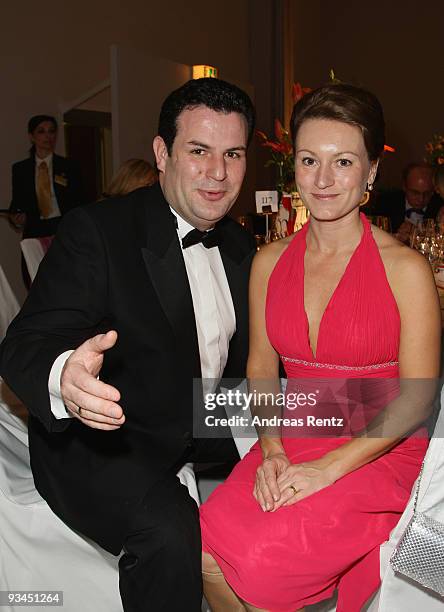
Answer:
28, 115, 58, 134
158, 78, 255, 153
290, 83, 385, 161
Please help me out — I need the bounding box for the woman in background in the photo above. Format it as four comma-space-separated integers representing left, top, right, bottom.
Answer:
9, 115, 84, 287
9, 114, 84, 239
102, 158, 157, 198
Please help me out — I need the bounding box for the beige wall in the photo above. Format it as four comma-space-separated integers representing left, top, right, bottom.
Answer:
110, 47, 192, 169
293, 0, 444, 188
0, 0, 250, 300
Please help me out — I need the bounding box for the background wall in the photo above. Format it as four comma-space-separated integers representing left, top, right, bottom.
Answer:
110, 47, 191, 169
3, 0, 443, 302
0, 0, 251, 301
293, 0, 444, 188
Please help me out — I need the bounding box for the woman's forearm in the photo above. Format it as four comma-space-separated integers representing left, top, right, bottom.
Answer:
247, 374, 284, 457
321, 436, 401, 482
260, 436, 286, 459
323, 378, 436, 481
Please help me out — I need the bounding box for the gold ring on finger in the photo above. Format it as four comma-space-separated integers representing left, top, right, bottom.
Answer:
289, 484, 300, 496
78, 405, 82, 416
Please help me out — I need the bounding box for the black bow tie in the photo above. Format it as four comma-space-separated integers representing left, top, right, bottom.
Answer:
181, 227, 222, 249
406, 208, 425, 218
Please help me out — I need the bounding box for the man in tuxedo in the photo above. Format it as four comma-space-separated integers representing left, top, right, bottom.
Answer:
0, 78, 256, 611
376, 163, 441, 239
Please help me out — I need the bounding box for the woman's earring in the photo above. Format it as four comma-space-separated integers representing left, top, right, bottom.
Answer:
359, 183, 373, 207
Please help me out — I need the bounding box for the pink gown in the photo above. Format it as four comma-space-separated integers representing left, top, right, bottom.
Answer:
200, 214, 428, 611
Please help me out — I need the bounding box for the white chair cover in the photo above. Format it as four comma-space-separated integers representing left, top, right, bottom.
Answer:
0, 379, 199, 612
20, 238, 45, 283
368, 398, 444, 611
0, 266, 19, 342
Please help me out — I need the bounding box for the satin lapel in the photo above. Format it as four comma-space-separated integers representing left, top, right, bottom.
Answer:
217, 222, 255, 379
138, 185, 201, 376
219, 251, 246, 326
218, 222, 253, 330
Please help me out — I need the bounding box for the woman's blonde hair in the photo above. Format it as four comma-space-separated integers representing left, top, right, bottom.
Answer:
103, 158, 157, 198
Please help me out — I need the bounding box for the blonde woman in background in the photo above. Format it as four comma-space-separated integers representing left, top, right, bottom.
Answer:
102, 158, 157, 198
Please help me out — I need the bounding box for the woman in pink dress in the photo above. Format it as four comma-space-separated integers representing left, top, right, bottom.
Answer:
200, 84, 441, 611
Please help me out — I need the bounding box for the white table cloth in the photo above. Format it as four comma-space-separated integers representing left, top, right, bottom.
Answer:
19, 238, 45, 283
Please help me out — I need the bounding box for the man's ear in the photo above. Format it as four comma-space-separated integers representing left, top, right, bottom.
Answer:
153, 136, 168, 173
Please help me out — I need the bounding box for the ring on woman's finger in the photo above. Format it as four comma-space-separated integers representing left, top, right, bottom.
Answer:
288, 484, 300, 496
77, 405, 83, 416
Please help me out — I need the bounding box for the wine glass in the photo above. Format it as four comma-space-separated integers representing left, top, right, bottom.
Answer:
410, 222, 424, 250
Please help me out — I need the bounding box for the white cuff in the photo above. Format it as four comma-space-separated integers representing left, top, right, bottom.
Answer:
48, 350, 74, 419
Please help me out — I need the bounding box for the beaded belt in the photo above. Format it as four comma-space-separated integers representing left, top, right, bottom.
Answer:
280, 355, 399, 372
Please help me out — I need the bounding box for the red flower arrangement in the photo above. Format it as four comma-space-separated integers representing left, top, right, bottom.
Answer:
425, 135, 444, 166
256, 81, 314, 194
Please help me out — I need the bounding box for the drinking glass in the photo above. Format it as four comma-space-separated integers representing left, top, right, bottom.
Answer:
374, 216, 392, 233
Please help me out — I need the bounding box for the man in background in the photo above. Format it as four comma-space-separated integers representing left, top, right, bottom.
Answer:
376, 163, 441, 241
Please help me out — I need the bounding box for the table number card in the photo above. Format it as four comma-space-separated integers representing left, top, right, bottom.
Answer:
255, 190, 278, 214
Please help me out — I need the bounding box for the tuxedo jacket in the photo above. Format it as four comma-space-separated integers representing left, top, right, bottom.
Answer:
374, 190, 442, 232
10, 153, 84, 238
0, 183, 255, 553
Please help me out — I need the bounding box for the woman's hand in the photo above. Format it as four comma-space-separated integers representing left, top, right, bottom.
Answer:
254, 452, 291, 512
273, 458, 338, 509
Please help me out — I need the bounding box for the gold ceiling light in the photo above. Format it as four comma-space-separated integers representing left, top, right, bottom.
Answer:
192, 65, 218, 79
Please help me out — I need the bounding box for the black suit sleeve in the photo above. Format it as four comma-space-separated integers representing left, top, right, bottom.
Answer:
0, 207, 109, 432
9, 162, 29, 214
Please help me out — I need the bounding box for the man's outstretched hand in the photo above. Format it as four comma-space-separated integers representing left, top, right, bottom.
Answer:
61, 330, 125, 430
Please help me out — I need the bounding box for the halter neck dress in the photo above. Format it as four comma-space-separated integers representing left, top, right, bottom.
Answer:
200, 214, 427, 612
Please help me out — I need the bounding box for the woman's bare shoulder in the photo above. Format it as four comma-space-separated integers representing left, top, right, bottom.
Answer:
252, 232, 298, 275
371, 225, 435, 294
370, 223, 403, 249
371, 225, 421, 268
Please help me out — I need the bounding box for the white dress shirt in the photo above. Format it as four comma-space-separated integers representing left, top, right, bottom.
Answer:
35, 153, 62, 219
405, 200, 425, 226
173, 209, 236, 382
48, 207, 236, 418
